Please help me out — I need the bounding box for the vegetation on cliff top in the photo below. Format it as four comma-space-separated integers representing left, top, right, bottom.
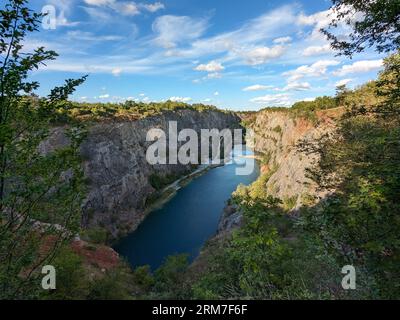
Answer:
51, 99, 231, 124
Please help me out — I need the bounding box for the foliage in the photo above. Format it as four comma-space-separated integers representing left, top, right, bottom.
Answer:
0, 0, 87, 299
41, 247, 90, 300
87, 265, 134, 300
296, 49, 400, 298
81, 227, 109, 245
152, 254, 190, 299
292, 96, 337, 112
132, 254, 190, 300
149, 173, 182, 191
39, 247, 134, 300
51, 100, 231, 124
189, 178, 357, 300
154, 53, 400, 301
322, 0, 400, 56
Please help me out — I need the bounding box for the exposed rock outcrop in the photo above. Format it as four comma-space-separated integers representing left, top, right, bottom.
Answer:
218, 108, 342, 233
251, 109, 342, 207
46, 109, 240, 239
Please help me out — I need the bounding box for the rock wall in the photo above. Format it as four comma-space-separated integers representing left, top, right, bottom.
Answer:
70, 109, 241, 239
218, 108, 342, 233
249, 110, 340, 208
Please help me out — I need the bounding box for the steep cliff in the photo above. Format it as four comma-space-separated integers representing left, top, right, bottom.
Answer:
249, 109, 342, 207
43, 109, 240, 239
219, 108, 342, 232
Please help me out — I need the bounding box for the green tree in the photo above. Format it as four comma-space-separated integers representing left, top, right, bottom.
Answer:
299, 0, 400, 298
0, 0, 87, 299
323, 0, 400, 57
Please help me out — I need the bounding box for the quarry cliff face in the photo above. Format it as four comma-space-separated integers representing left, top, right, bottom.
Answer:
219, 109, 341, 233
249, 110, 339, 207
74, 109, 240, 239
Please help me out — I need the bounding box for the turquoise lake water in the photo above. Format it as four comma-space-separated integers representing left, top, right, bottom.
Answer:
114, 147, 260, 271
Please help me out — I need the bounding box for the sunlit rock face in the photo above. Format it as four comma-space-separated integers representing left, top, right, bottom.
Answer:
249, 109, 341, 207
218, 109, 342, 234
75, 109, 241, 239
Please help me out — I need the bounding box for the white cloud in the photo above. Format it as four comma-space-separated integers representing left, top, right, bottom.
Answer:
99, 94, 110, 99
82, 6, 113, 20
142, 2, 165, 12
242, 84, 273, 92
333, 60, 383, 76
194, 61, 225, 73
283, 81, 311, 91
214, 91, 219, 96
297, 6, 364, 42
250, 93, 291, 105
241, 45, 286, 65
206, 72, 223, 79
297, 9, 332, 28
153, 15, 208, 49
169, 96, 192, 103
84, 0, 114, 5
66, 31, 123, 41
273, 36, 292, 44
112, 68, 122, 76
83, 0, 164, 16
297, 9, 333, 40
85, 0, 140, 16
283, 60, 340, 81
46, 0, 80, 27
335, 78, 353, 87
158, 5, 297, 65
303, 44, 332, 56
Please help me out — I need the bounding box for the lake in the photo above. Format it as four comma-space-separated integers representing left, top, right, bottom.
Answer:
114, 146, 260, 270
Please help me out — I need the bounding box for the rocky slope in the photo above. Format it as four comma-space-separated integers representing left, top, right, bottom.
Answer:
219, 108, 342, 232
42, 109, 240, 239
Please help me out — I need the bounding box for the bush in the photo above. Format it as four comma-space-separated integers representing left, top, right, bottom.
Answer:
82, 227, 109, 244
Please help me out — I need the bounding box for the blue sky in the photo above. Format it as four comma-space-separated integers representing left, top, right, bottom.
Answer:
25, 0, 385, 111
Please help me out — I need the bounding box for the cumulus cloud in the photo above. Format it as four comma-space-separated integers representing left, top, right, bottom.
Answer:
194, 61, 225, 72
297, 9, 333, 40
250, 93, 291, 105
153, 15, 208, 49
242, 45, 286, 65
333, 60, 383, 76
303, 44, 332, 56
99, 94, 110, 99
242, 84, 273, 92
283, 60, 340, 81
